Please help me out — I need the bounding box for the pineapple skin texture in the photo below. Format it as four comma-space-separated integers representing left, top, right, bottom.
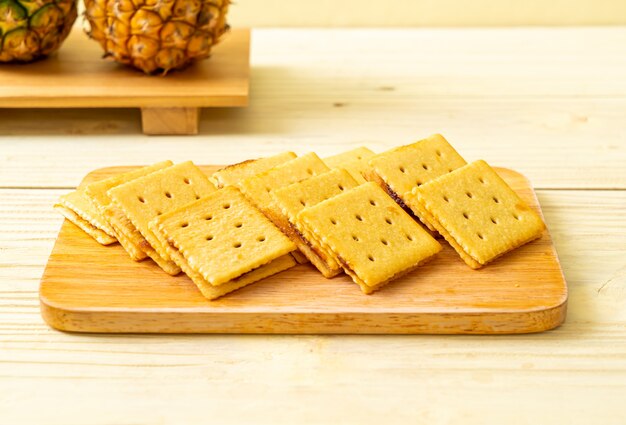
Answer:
0, 0, 77, 62
84, 0, 230, 74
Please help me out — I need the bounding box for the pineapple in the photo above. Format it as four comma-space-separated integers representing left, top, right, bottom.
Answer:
84, 0, 230, 75
0, 0, 77, 62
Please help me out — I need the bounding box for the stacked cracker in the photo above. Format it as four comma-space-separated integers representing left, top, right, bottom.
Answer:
56, 136, 546, 300
365, 134, 545, 269
55, 158, 298, 300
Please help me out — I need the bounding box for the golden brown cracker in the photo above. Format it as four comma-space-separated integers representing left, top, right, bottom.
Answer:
108, 161, 216, 275
56, 189, 117, 244
210, 152, 297, 188
238, 152, 330, 217
406, 160, 545, 268
54, 204, 117, 245
367, 134, 466, 229
324, 147, 375, 183
298, 182, 441, 294
149, 186, 296, 288
271, 168, 360, 278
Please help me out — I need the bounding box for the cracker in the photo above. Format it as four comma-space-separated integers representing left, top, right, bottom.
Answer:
149, 186, 296, 298
85, 161, 174, 215
324, 147, 375, 184
238, 152, 330, 217
405, 160, 546, 269
104, 206, 149, 261
366, 134, 466, 230
210, 152, 297, 188
271, 168, 360, 278
54, 204, 117, 245
108, 161, 217, 275
84, 161, 173, 259
297, 182, 441, 294
56, 189, 117, 244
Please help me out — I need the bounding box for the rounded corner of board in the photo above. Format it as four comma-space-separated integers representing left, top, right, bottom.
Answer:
39, 293, 81, 333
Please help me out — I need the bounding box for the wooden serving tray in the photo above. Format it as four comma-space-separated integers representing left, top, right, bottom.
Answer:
40, 166, 567, 334
0, 29, 250, 135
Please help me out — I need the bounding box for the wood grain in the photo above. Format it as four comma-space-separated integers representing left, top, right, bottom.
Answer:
0, 29, 250, 108
0, 29, 624, 189
141, 108, 200, 135
38, 166, 567, 334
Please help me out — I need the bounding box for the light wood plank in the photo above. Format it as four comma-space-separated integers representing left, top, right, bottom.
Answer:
0, 29, 624, 189
1, 188, 626, 423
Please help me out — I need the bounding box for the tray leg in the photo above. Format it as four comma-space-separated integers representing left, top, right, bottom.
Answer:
140, 107, 200, 135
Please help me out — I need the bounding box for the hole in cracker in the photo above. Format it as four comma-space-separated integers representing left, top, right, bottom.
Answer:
479, 177, 485, 184
357, 156, 362, 160
195, 194, 200, 200
466, 192, 473, 199
183, 178, 191, 184
406, 234, 414, 241
422, 163, 429, 170
299, 199, 306, 206
338, 184, 345, 191
206, 235, 214, 241
181, 222, 189, 228
369, 199, 377, 206
443, 196, 449, 202
257, 236, 266, 242
477, 232, 484, 240
399, 166, 406, 174
385, 217, 393, 225
352, 235, 360, 242
367, 254, 375, 262
513, 213, 521, 220
381, 238, 389, 246
330, 218, 337, 225
156, 211, 162, 216
448, 168, 454, 172
436, 149, 442, 157
416, 180, 422, 186
355, 214, 363, 221
205, 215, 213, 221
491, 217, 498, 224
265, 187, 271, 193
235, 222, 243, 228
463, 212, 469, 219
165, 192, 172, 199
223, 203, 231, 209
233, 242, 242, 248
493, 197, 500, 204
138, 196, 145, 203
306, 168, 313, 175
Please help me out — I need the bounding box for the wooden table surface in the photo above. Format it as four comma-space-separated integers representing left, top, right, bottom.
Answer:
1, 28, 625, 424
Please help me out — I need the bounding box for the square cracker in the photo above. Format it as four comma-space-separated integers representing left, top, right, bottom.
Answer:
297, 182, 441, 294
210, 152, 297, 188
85, 161, 173, 260
366, 134, 466, 229
270, 168, 360, 278
238, 152, 330, 217
86, 161, 173, 215
324, 147, 375, 184
55, 189, 117, 245
54, 204, 117, 245
149, 186, 296, 293
405, 160, 546, 269
108, 161, 217, 275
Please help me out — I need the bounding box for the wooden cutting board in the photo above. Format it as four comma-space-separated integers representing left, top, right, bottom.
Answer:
40, 166, 567, 334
